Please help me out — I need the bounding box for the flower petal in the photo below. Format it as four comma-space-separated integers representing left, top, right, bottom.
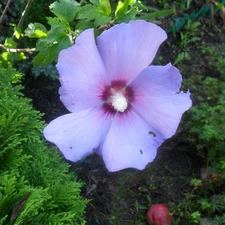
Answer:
102, 110, 164, 172
130, 63, 192, 139
97, 20, 167, 83
43, 107, 113, 162
57, 29, 108, 113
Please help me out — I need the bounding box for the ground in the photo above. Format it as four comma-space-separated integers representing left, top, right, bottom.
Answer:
74, 144, 202, 225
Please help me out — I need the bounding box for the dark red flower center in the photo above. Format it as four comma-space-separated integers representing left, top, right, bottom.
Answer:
101, 80, 134, 114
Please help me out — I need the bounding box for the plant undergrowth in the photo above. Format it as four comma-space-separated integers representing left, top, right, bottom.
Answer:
0, 67, 87, 224
172, 38, 225, 224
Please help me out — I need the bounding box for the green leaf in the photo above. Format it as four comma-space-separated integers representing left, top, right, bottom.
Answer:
91, 0, 111, 16
33, 28, 71, 67
94, 14, 111, 27
1, 52, 26, 67
115, 7, 138, 23
115, 0, 134, 17
174, 52, 185, 65
77, 4, 111, 27
25, 23, 47, 38
4, 38, 17, 48
13, 26, 23, 39
47, 17, 70, 30
50, 0, 80, 22
75, 20, 94, 32
140, 8, 176, 21
77, 4, 98, 20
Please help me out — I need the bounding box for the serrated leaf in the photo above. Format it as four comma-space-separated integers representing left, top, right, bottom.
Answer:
50, 0, 80, 22
77, 4, 111, 27
47, 17, 70, 30
25, 23, 47, 38
34, 29, 71, 67
91, 0, 111, 16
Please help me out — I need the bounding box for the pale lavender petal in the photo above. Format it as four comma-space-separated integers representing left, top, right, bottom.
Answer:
102, 110, 164, 172
130, 63, 192, 139
97, 20, 167, 83
43, 107, 113, 162
57, 29, 108, 113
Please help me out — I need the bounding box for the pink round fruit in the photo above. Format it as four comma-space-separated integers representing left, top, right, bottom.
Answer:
147, 204, 172, 225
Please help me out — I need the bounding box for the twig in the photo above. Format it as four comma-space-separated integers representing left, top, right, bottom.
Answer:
97, 20, 114, 31
17, 0, 33, 29
0, 44, 36, 53
222, 6, 225, 24
0, 0, 13, 25
211, 0, 225, 24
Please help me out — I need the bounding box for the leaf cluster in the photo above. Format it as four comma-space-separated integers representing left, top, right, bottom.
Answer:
0, 66, 87, 224
22, 0, 175, 67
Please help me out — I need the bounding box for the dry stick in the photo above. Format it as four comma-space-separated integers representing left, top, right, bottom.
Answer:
211, 0, 225, 24
97, 20, 114, 31
0, 44, 36, 53
0, 0, 13, 25
222, 6, 225, 24
210, 3, 215, 22
17, 0, 33, 29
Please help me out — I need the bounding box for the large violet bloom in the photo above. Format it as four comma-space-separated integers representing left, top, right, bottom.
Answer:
44, 20, 192, 172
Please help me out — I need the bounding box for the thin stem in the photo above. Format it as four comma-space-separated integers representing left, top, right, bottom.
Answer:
97, 20, 114, 31
0, 0, 13, 25
17, 0, 33, 29
0, 44, 36, 53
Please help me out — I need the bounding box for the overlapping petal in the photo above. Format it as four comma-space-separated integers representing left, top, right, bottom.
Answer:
43, 107, 113, 162
130, 63, 192, 139
97, 20, 167, 83
102, 110, 164, 172
57, 29, 108, 113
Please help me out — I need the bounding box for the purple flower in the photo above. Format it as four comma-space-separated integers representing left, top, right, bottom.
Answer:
44, 20, 192, 172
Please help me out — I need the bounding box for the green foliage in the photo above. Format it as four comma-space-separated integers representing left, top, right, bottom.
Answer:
29, 0, 146, 67
77, 0, 111, 26
33, 21, 71, 67
0, 66, 87, 224
140, 8, 175, 22
50, 0, 81, 22
0, 36, 26, 68
25, 23, 48, 38
0, 0, 177, 69
175, 43, 225, 224
174, 20, 200, 65
190, 211, 201, 224
168, 4, 210, 33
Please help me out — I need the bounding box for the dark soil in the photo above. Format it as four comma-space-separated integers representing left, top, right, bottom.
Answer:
74, 145, 202, 225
